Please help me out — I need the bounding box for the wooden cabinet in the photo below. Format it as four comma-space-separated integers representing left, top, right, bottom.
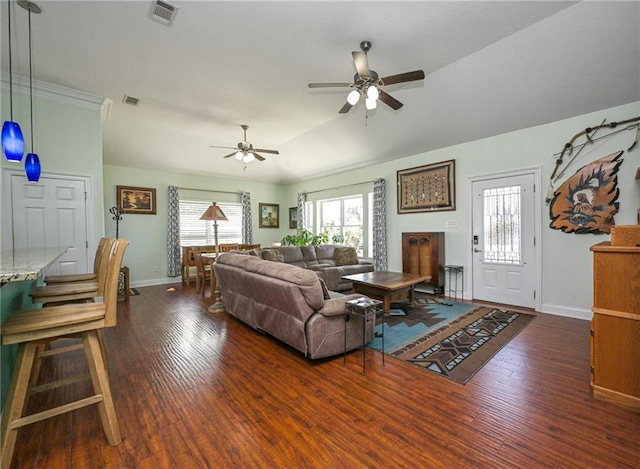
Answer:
590, 242, 640, 412
401, 232, 445, 294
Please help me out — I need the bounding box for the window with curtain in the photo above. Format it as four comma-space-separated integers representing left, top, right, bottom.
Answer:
179, 200, 242, 246
309, 193, 373, 257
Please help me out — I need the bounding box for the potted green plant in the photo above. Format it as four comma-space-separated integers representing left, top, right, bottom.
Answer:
281, 229, 344, 246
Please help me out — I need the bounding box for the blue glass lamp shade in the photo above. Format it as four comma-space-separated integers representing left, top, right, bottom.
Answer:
25, 153, 41, 181
2, 121, 25, 161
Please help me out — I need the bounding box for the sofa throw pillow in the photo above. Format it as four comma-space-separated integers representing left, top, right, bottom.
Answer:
334, 247, 358, 266
318, 277, 331, 300
262, 249, 285, 263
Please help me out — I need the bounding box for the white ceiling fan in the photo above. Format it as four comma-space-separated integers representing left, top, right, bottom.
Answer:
209, 125, 279, 164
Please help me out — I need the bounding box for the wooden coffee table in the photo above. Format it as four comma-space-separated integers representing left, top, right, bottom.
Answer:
342, 271, 431, 313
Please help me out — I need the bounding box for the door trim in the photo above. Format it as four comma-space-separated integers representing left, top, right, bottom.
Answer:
466, 166, 542, 312
1, 169, 95, 261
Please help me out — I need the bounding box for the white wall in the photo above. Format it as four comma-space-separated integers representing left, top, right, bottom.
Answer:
285, 101, 640, 319
103, 165, 287, 285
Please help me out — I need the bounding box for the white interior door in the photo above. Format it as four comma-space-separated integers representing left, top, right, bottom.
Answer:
472, 173, 536, 308
11, 174, 89, 276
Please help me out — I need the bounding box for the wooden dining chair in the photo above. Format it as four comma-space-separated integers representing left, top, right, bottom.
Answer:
192, 247, 212, 296
30, 238, 117, 305
218, 243, 239, 253
0, 239, 129, 469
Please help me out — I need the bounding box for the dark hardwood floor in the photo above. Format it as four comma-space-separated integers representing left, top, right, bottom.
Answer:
8, 284, 640, 468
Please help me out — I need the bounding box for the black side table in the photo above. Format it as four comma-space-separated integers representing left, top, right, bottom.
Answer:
344, 297, 384, 373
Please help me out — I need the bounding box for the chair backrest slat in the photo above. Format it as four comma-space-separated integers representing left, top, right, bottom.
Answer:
103, 239, 130, 327
96, 238, 117, 295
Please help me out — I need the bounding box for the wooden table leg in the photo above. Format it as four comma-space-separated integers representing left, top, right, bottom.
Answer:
408, 284, 415, 306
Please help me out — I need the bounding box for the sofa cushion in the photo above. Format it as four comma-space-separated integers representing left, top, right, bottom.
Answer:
335, 247, 359, 266
262, 249, 285, 263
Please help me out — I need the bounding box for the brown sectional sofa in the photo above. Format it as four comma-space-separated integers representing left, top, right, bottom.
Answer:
250, 245, 374, 292
214, 252, 375, 359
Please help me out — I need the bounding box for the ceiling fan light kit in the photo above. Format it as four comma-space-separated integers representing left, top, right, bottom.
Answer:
308, 40, 425, 115
209, 124, 279, 166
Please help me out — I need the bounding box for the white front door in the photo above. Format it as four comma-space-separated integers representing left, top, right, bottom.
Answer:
10, 173, 89, 276
471, 173, 536, 308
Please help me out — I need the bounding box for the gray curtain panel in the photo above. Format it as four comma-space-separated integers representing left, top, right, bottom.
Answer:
297, 192, 306, 230
242, 192, 253, 243
167, 185, 181, 277
372, 178, 388, 271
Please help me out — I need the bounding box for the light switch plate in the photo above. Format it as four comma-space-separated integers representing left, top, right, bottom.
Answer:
445, 220, 458, 229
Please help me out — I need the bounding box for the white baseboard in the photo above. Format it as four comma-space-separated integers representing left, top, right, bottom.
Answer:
130, 277, 181, 289
540, 303, 592, 321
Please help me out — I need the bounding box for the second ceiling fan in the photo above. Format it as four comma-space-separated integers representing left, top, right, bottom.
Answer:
209, 125, 279, 163
308, 40, 425, 114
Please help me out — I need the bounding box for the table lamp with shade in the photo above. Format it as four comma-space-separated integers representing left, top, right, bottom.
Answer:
199, 202, 228, 253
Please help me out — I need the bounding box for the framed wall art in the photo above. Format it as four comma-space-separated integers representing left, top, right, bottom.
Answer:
259, 203, 279, 228
397, 159, 456, 214
289, 207, 298, 229
117, 185, 157, 215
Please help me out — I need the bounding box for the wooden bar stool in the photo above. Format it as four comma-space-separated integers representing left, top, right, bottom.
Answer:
0, 239, 129, 469
30, 238, 116, 305
44, 237, 111, 284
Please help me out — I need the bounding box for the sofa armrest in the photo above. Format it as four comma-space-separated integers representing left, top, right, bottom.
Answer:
316, 294, 368, 318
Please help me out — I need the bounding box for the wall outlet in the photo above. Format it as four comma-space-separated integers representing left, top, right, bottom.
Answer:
445, 220, 458, 229
152, 265, 158, 272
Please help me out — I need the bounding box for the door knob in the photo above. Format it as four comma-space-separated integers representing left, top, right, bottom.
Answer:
473, 248, 482, 253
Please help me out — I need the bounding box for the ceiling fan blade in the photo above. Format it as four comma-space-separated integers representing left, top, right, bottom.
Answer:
352, 51, 370, 78
222, 151, 238, 159
339, 102, 353, 114
254, 148, 279, 155
378, 90, 403, 110
308, 83, 352, 88
253, 153, 266, 162
209, 145, 237, 150
379, 70, 425, 86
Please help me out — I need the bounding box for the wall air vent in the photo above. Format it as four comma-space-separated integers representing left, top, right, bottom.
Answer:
122, 95, 140, 106
149, 0, 179, 27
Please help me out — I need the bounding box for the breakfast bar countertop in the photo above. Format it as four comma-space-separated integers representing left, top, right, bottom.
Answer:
0, 248, 68, 285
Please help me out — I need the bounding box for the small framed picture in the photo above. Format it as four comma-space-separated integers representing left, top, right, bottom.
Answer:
289, 207, 298, 229
117, 185, 157, 215
259, 203, 279, 228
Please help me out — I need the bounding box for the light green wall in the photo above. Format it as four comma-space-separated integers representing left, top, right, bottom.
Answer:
285, 101, 640, 319
103, 165, 287, 285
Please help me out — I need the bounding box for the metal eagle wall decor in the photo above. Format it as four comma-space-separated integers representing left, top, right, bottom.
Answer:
548, 151, 623, 234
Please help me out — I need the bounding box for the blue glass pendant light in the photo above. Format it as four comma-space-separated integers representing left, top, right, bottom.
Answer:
2, 0, 25, 162
19, 1, 42, 182
25, 153, 40, 181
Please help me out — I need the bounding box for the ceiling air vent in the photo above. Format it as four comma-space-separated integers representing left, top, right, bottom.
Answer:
122, 95, 140, 106
149, 0, 179, 27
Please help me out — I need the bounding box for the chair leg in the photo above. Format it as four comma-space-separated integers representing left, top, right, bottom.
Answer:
1, 341, 39, 469
82, 331, 121, 446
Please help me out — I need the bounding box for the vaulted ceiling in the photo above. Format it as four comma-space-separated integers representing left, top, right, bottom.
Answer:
2, 1, 639, 184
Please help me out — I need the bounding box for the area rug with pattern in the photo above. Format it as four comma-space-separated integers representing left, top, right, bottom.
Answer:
368, 296, 477, 354
394, 307, 535, 383
369, 297, 535, 384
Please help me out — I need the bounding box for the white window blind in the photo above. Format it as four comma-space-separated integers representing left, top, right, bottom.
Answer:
179, 200, 242, 246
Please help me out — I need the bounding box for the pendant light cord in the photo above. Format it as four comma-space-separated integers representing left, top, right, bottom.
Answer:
7, 0, 14, 120
28, 3, 34, 152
